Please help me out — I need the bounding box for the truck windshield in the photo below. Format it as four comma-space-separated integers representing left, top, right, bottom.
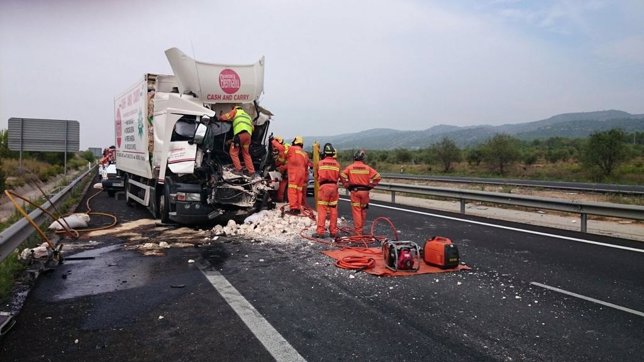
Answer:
172, 116, 197, 141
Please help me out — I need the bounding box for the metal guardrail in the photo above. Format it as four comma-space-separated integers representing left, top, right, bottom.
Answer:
0, 167, 96, 264
373, 182, 644, 233
381, 173, 644, 196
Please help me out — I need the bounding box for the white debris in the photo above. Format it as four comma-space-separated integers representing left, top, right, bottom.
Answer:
187, 259, 195, 264
158, 316, 164, 320
212, 225, 225, 235
19, 242, 50, 260
349, 274, 355, 279
457, 281, 462, 286
244, 210, 271, 224
140, 243, 158, 250
93, 182, 103, 189
48, 213, 90, 230
209, 206, 345, 244
159, 242, 170, 249
74, 339, 79, 344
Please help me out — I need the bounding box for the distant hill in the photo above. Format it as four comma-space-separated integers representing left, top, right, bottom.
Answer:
306, 110, 644, 150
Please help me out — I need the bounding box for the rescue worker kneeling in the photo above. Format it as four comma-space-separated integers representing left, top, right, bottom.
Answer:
314, 143, 341, 238
341, 150, 381, 236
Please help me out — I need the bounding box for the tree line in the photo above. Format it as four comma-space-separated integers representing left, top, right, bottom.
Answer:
335, 129, 644, 180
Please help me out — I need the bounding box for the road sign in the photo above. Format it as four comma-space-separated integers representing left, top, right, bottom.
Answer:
8, 118, 79, 152
7, 118, 80, 174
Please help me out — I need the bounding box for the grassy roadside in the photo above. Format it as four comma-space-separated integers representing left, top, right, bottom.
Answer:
0, 169, 93, 303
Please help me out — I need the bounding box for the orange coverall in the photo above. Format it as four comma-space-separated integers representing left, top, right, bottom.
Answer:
340, 161, 381, 235
219, 107, 255, 174
315, 156, 341, 236
273, 143, 309, 211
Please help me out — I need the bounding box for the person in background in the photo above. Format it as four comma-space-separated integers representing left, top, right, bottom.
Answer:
340, 149, 381, 236
217, 104, 256, 177
314, 143, 341, 238
273, 136, 308, 214
270, 135, 289, 202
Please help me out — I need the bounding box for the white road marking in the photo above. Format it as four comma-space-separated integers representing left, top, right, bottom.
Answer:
530, 282, 644, 318
339, 198, 644, 253
199, 266, 306, 361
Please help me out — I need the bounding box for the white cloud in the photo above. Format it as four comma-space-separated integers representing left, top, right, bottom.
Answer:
1, 0, 643, 148
596, 35, 644, 65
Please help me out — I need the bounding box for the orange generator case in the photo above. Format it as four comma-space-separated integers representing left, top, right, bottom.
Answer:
423, 236, 459, 269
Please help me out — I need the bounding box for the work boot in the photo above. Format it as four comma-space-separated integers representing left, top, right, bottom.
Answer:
286, 209, 301, 215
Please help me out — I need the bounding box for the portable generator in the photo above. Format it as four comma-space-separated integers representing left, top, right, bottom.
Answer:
423, 236, 460, 269
382, 240, 421, 272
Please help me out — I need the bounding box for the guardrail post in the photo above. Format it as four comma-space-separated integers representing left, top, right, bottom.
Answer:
391, 191, 396, 204
581, 213, 587, 233
460, 199, 466, 214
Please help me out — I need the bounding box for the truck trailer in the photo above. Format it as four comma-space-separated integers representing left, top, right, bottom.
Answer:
114, 48, 275, 224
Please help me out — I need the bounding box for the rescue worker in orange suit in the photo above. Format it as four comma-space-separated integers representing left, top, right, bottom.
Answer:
270, 135, 289, 202
217, 104, 256, 176
273, 136, 308, 214
340, 150, 381, 236
314, 143, 341, 238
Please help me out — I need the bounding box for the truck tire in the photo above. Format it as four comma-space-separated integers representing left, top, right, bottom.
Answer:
159, 182, 171, 223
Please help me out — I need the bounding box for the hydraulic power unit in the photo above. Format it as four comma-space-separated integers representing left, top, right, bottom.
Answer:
423, 236, 459, 269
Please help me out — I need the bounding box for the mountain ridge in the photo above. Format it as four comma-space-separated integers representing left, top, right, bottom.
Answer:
304, 110, 644, 149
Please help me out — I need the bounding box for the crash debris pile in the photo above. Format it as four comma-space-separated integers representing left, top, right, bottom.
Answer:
209, 206, 343, 243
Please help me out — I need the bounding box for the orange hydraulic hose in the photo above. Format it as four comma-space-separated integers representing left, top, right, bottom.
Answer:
335, 255, 375, 270
4, 190, 57, 249
53, 187, 118, 234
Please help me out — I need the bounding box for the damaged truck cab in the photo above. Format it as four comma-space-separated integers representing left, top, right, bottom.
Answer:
114, 48, 274, 224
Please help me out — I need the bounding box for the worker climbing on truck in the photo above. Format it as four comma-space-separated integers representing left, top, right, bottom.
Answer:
314, 143, 341, 238
217, 104, 257, 177
273, 135, 308, 214
341, 149, 381, 236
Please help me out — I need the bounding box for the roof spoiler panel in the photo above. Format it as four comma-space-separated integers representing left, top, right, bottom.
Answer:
164, 47, 264, 104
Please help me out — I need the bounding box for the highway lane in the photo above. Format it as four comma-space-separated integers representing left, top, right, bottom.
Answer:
217, 199, 644, 360
1, 190, 642, 361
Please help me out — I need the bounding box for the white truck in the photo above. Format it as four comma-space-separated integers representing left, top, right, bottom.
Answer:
114, 48, 275, 224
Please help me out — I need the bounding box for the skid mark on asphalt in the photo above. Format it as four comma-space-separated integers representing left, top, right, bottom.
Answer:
198, 264, 306, 361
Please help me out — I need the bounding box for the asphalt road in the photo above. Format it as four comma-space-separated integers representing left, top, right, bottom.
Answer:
1, 186, 643, 361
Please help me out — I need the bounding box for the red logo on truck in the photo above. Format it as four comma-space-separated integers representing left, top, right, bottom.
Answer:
219, 69, 241, 94
115, 108, 122, 147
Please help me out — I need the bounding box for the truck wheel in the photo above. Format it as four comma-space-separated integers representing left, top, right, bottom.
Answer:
159, 183, 171, 223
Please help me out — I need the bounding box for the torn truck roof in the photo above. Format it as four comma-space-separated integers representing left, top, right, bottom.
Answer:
165, 47, 265, 105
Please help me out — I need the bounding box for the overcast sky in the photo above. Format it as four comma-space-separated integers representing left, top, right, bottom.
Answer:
1, 0, 643, 149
